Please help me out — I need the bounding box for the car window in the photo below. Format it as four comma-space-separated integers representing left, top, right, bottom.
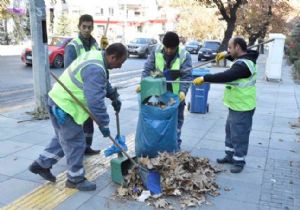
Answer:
130, 38, 148, 44
49, 37, 66, 47
203, 42, 220, 50
187, 41, 199, 46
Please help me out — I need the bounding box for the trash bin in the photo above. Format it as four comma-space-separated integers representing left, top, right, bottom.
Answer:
188, 68, 210, 114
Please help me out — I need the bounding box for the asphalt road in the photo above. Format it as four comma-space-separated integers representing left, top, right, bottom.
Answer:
0, 54, 199, 111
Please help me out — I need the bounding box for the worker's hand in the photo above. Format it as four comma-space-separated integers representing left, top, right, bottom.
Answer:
100, 125, 110, 137
112, 98, 122, 113
193, 77, 204, 86
136, 85, 141, 93
100, 36, 109, 49
215, 51, 228, 62
179, 91, 186, 102
103, 135, 128, 157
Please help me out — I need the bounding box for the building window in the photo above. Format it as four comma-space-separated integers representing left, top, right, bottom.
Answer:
134, 11, 140, 16
96, 8, 104, 16
109, 8, 114, 16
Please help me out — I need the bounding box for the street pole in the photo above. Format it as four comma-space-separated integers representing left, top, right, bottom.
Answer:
28, 0, 50, 118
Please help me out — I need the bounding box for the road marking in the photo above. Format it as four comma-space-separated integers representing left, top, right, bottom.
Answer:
2, 134, 135, 210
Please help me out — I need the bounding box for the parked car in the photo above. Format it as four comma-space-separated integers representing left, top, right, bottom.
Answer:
198, 40, 221, 61
185, 40, 202, 54
127, 38, 158, 58
21, 36, 72, 68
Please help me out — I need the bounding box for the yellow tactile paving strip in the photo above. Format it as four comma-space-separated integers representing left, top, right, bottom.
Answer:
2, 134, 135, 210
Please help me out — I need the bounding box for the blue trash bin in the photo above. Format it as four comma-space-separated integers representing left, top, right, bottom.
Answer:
189, 68, 210, 114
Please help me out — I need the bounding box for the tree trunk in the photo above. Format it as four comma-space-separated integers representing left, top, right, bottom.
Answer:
248, 34, 259, 46
220, 20, 235, 51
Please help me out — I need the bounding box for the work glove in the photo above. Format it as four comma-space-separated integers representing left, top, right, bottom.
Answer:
103, 135, 128, 157
99, 125, 110, 137
112, 98, 122, 113
215, 51, 228, 62
136, 85, 141, 93
179, 91, 186, 102
51, 106, 66, 125
100, 36, 109, 49
193, 77, 205, 86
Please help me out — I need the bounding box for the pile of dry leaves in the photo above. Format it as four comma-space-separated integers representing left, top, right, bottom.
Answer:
116, 152, 222, 209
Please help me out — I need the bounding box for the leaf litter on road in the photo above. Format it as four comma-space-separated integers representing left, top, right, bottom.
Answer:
116, 151, 222, 209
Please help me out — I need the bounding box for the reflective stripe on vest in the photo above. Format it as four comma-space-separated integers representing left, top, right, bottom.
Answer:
68, 37, 99, 56
49, 51, 106, 124
223, 59, 257, 111
154, 45, 187, 95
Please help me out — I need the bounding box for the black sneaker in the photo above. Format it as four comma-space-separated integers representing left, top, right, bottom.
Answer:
65, 178, 96, 191
29, 161, 56, 182
216, 155, 233, 164
230, 165, 244, 173
84, 147, 100, 155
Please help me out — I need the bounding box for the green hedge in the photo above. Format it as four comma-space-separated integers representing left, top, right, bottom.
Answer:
295, 60, 300, 72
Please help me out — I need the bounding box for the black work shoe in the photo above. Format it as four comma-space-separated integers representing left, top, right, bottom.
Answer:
29, 161, 56, 182
65, 178, 96, 191
216, 155, 233, 164
84, 147, 100, 155
230, 165, 244, 173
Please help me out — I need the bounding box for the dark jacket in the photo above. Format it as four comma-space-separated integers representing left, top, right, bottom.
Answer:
204, 50, 259, 83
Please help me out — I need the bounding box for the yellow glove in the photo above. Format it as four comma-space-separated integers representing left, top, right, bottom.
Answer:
215, 51, 228, 62
179, 91, 186, 102
193, 77, 204, 86
136, 85, 141, 93
100, 36, 109, 49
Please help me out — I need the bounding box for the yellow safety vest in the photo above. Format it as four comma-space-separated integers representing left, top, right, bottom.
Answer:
154, 45, 188, 95
49, 51, 106, 124
68, 37, 99, 56
223, 59, 257, 111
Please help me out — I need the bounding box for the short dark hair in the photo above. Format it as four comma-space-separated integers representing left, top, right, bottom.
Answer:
106, 43, 128, 59
163, 31, 180, 48
233, 37, 247, 51
78, 14, 94, 26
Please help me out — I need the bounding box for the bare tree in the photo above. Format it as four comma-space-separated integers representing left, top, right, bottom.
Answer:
195, 0, 247, 50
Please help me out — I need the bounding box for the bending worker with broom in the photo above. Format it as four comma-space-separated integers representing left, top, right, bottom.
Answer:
29, 43, 128, 191
193, 37, 258, 173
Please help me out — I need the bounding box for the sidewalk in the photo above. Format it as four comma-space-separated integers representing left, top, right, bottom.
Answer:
0, 54, 300, 210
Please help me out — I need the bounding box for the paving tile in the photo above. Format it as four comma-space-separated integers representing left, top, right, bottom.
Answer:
77, 195, 143, 210
54, 192, 93, 210
268, 148, 300, 161
0, 174, 10, 183
0, 178, 39, 204
216, 177, 261, 204
202, 197, 259, 210
0, 155, 33, 176
13, 145, 45, 160
6, 130, 51, 145
0, 140, 32, 158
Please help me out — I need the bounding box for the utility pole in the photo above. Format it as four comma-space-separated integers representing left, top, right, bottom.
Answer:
28, 0, 50, 118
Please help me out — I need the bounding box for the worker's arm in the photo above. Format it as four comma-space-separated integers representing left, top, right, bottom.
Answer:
106, 82, 119, 101
142, 50, 156, 78
179, 53, 192, 94
204, 62, 251, 83
81, 64, 110, 127
64, 44, 77, 69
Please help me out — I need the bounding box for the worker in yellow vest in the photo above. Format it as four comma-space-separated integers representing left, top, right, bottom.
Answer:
193, 37, 258, 173
64, 14, 104, 156
29, 43, 127, 191
136, 31, 192, 148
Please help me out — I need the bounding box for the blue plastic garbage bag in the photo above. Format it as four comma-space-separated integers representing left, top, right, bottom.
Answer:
135, 92, 180, 158
104, 134, 128, 157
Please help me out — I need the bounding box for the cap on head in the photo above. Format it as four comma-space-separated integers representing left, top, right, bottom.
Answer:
162, 31, 179, 48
